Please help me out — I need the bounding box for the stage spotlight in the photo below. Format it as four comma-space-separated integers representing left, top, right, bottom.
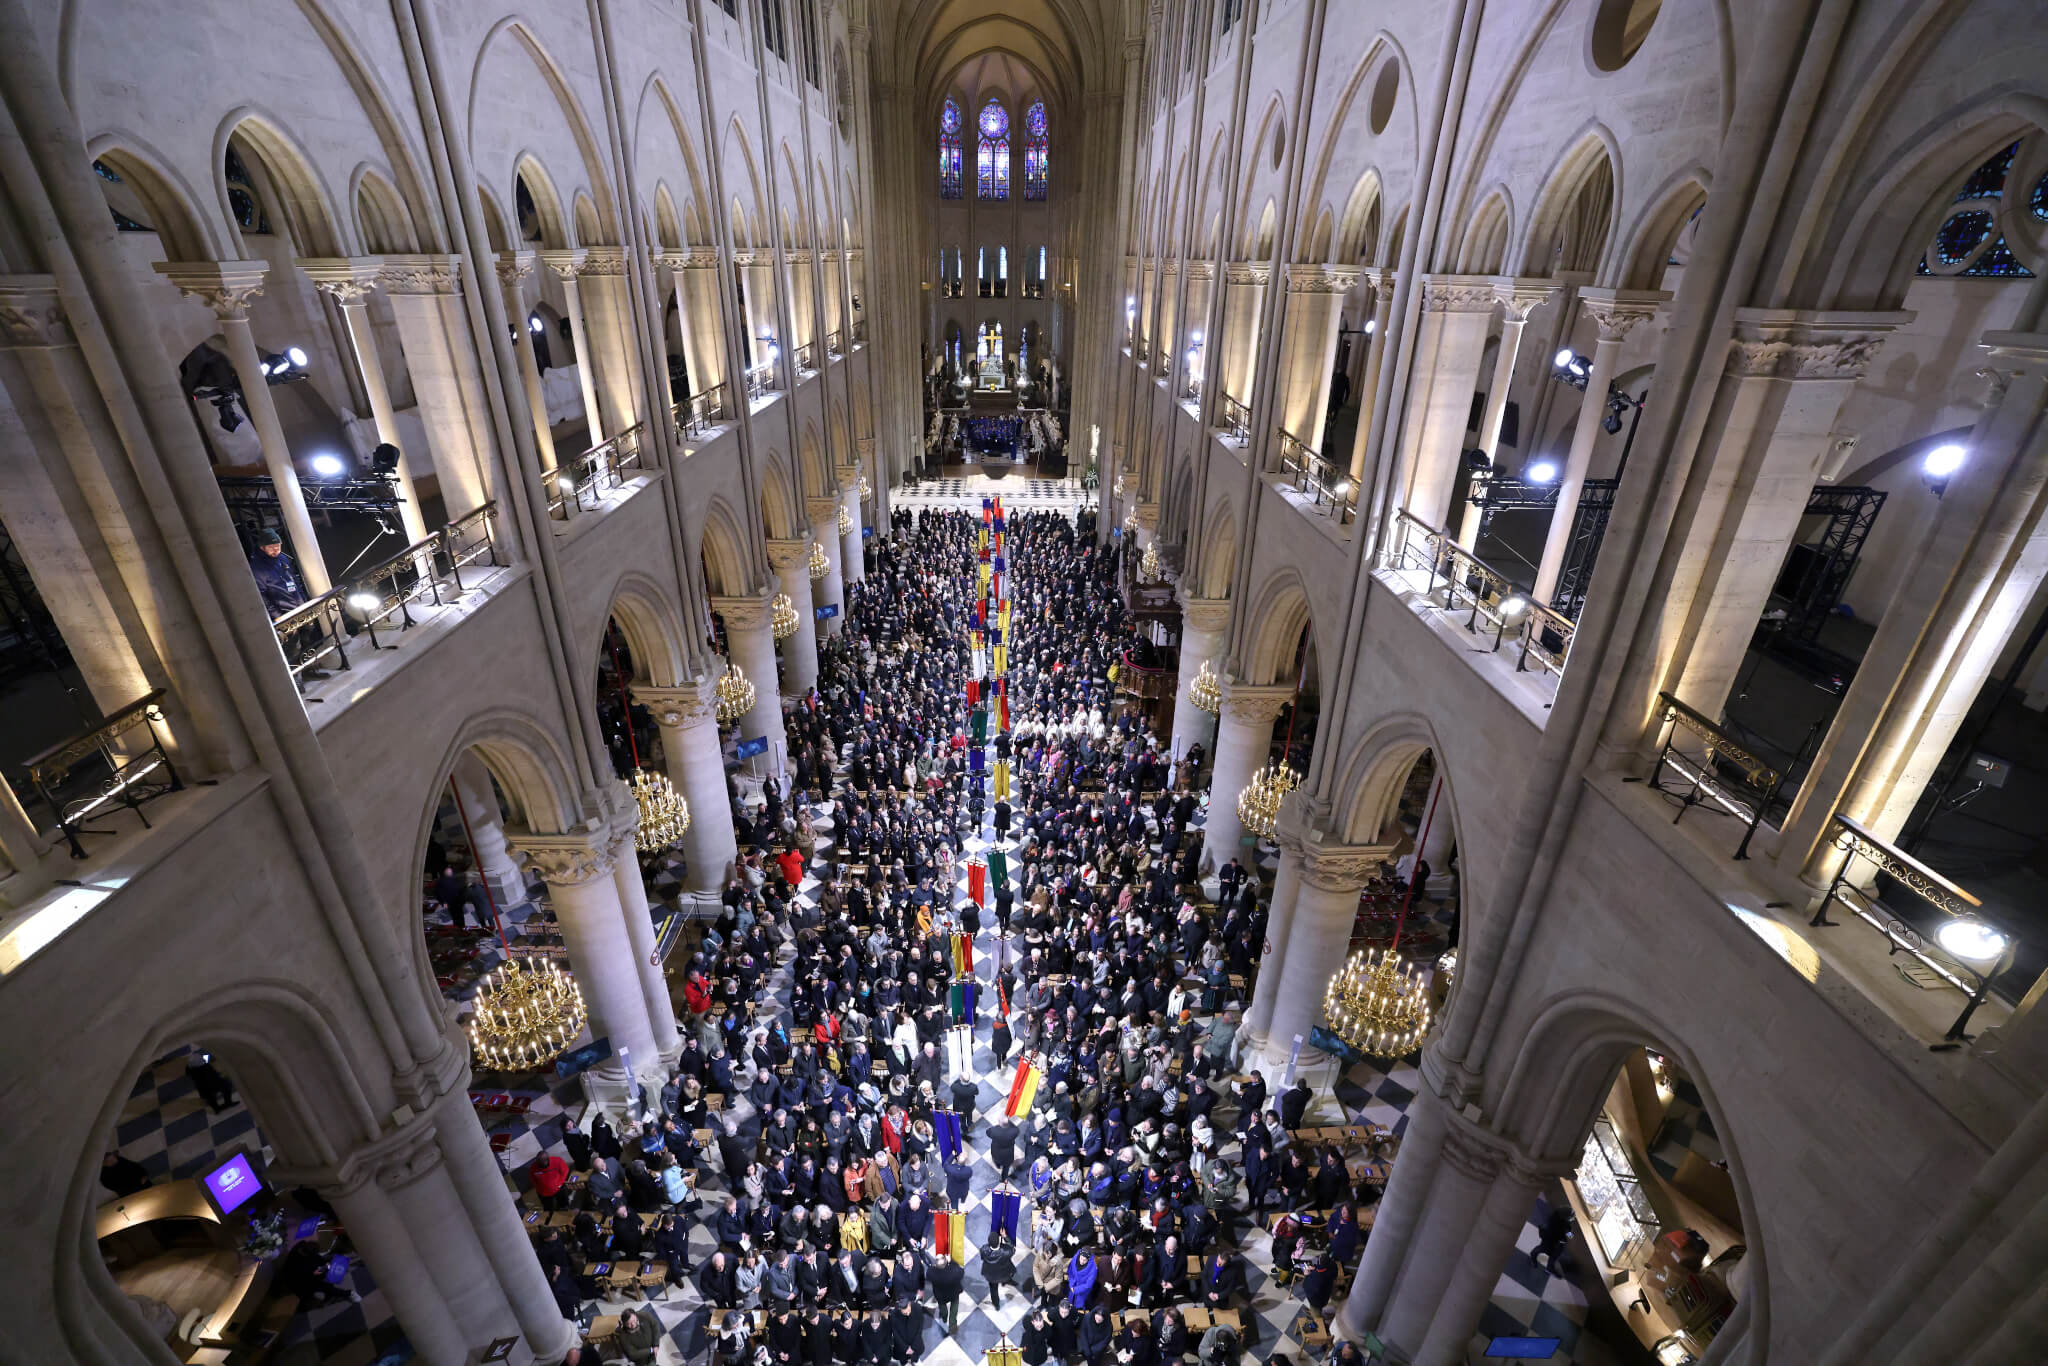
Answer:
309, 453, 349, 479
1526, 460, 1559, 483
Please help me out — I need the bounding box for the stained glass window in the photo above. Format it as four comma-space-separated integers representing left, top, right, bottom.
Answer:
1024, 101, 1049, 201
1954, 142, 2018, 202
2030, 172, 2048, 222
1917, 140, 2036, 280
977, 100, 1010, 200
940, 99, 963, 199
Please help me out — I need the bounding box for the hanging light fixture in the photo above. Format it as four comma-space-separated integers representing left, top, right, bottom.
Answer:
1138, 540, 1162, 581
770, 592, 800, 640
1188, 659, 1222, 714
807, 540, 830, 577
631, 768, 691, 850
1113, 472, 1128, 498
838, 504, 855, 535
715, 659, 757, 722
1235, 761, 1299, 840
858, 472, 872, 500
1122, 511, 1139, 535
468, 956, 588, 1071
1324, 947, 1433, 1057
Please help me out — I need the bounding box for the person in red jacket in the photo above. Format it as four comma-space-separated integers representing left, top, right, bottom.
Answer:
529, 1152, 571, 1211
776, 845, 806, 888
684, 972, 713, 1015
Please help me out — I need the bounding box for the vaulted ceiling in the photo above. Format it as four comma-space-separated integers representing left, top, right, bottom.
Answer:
869, 0, 1127, 118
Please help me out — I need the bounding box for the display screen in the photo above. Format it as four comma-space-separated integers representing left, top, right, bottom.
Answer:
1484, 1338, 1562, 1360
203, 1152, 263, 1216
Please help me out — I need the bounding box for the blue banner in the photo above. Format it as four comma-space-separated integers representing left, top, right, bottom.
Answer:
815, 603, 840, 620
862, 526, 874, 539
736, 735, 769, 759
554, 1036, 614, 1078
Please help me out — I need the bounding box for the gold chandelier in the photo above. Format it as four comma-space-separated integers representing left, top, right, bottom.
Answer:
858, 472, 872, 500
631, 768, 690, 851
808, 540, 830, 577
1122, 512, 1139, 535
1138, 541, 1162, 581
1113, 472, 1128, 498
1188, 659, 1222, 714
1235, 760, 1299, 840
770, 592, 800, 640
468, 956, 587, 1071
715, 660, 757, 722
1324, 947, 1433, 1057
838, 504, 854, 535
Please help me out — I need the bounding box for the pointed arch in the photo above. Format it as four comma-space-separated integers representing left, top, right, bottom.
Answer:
1456, 186, 1514, 276
215, 108, 349, 256
596, 573, 692, 689
699, 498, 753, 597
86, 135, 222, 261
1517, 125, 1622, 280
514, 154, 569, 248
352, 165, 421, 254
1620, 166, 1709, 290
1334, 169, 1385, 264
468, 18, 620, 243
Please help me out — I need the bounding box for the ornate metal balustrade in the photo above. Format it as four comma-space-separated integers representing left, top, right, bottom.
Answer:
543, 422, 648, 519
1216, 394, 1252, 446
851, 319, 867, 344
1646, 692, 1783, 859
793, 342, 818, 374
1382, 510, 1577, 677
1274, 430, 1357, 526
674, 383, 734, 439
26, 689, 183, 859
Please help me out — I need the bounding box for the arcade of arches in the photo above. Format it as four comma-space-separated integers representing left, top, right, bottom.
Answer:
3, 2, 2048, 1366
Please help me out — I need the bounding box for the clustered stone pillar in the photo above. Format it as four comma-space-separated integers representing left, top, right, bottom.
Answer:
298, 257, 433, 546
1199, 682, 1295, 875
711, 591, 789, 771
637, 679, 740, 897
1395, 276, 1502, 530
808, 495, 848, 635
838, 473, 866, 587
576, 248, 642, 440
1260, 839, 1391, 1073
1532, 288, 1665, 598
497, 249, 560, 471
765, 537, 821, 695
673, 250, 730, 415
155, 260, 330, 591
1457, 280, 1557, 547
1170, 594, 1232, 769
1342, 1088, 1555, 1366
507, 830, 661, 1097
1242, 828, 1305, 1048
1344, 269, 1397, 484
1219, 262, 1271, 422
541, 248, 605, 448
1275, 264, 1361, 458
380, 254, 500, 519
605, 809, 681, 1067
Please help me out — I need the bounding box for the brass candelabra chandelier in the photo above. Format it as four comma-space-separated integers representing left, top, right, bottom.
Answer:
715, 660, 757, 722
770, 592, 800, 640
468, 957, 587, 1071
631, 768, 690, 850
1187, 660, 1222, 715
1324, 948, 1433, 1057
858, 472, 872, 500
1235, 760, 1298, 840
1139, 541, 1162, 581
838, 505, 855, 535
1121, 511, 1139, 536
807, 540, 830, 577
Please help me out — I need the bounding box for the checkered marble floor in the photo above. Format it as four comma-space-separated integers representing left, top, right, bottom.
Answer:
890, 476, 1092, 514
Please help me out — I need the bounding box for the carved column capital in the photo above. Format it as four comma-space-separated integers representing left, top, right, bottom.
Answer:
297, 256, 387, 305
508, 831, 615, 887
1579, 286, 1668, 343
379, 253, 465, 296
495, 249, 537, 288
1418, 273, 1499, 314
808, 494, 845, 521
539, 248, 589, 283
1286, 263, 1361, 296
711, 591, 775, 630
1727, 307, 1912, 380
0, 275, 75, 348
1225, 262, 1271, 288
634, 681, 719, 728
1299, 841, 1394, 894
1219, 682, 1294, 726
1179, 594, 1232, 634
154, 260, 268, 318
764, 537, 813, 571
1491, 276, 1558, 323
669, 248, 722, 270
1133, 502, 1160, 530
1184, 260, 1216, 283
579, 247, 630, 277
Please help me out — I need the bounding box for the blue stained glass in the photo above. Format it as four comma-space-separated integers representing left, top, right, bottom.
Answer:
1953, 141, 2019, 202
1961, 234, 2034, 278
1935, 210, 1993, 264
941, 99, 961, 135
1025, 101, 1047, 139
2031, 172, 2048, 222
978, 100, 1009, 140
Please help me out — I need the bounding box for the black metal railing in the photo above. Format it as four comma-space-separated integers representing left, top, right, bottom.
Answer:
851, 319, 866, 344
825, 330, 844, 357
1812, 814, 2013, 1041
26, 688, 182, 859
1274, 430, 1357, 526
1383, 510, 1577, 678
794, 342, 818, 374
543, 422, 647, 519
1216, 394, 1252, 445
270, 501, 503, 686
674, 383, 734, 439
1647, 691, 1784, 859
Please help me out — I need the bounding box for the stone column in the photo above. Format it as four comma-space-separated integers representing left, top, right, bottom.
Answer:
1218, 263, 1271, 418
154, 261, 329, 590
838, 475, 866, 587
711, 591, 788, 770
495, 250, 558, 470
1156, 260, 1182, 373
1242, 831, 1304, 1045
1344, 268, 1397, 483
1457, 279, 1558, 546
735, 251, 781, 390
1275, 264, 1361, 457
808, 495, 848, 635
1532, 288, 1666, 598
1408, 771, 1455, 896
1200, 682, 1295, 873
1181, 261, 1214, 397
380, 255, 500, 519
1377, 1127, 1509, 1354
314, 1154, 487, 1366
450, 754, 527, 911
1170, 594, 1231, 766
605, 810, 682, 1066
671, 248, 729, 410
765, 537, 821, 695
1782, 339, 2048, 876
1413, 1157, 1547, 1366
1394, 276, 1500, 532
1261, 840, 1390, 1072
1343, 1084, 1450, 1338
576, 248, 641, 439
1663, 310, 1910, 722
636, 679, 740, 896
540, 249, 604, 446
507, 830, 660, 1094
297, 258, 432, 546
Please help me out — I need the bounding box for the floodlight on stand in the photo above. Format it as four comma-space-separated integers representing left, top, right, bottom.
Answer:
770, 593, 800, 640
529, 314, 545, 334
807, 540, 830, 577
1188, 659, 1222, 715
1554, 347, 1576, 368
347, 590, 380, 613
287, 346, 309, 368
309, 452, 349, 479
1936, 917, 2008, 964
714, 659, 757, 723
1364, 319, 1376, 335
1526, 460, 1559, 483
467, 956, 587, 1072
631, 768, 691, 851
1500, 594, 1530, 617
371, 442, 401, 476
